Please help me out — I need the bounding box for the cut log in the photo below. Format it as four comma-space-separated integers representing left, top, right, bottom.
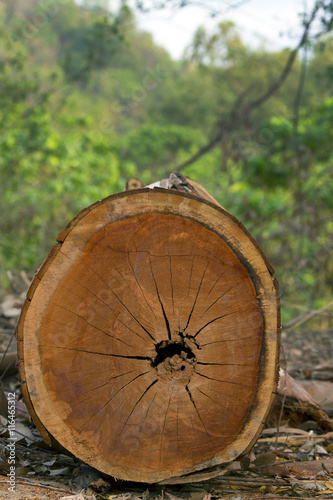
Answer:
17, 178, 280, 483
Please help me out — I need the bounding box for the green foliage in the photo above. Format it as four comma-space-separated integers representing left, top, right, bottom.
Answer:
60, 6, 132, 84
0, 0, 332, 328
0, 41, 132, 281
124, 124, 204, 171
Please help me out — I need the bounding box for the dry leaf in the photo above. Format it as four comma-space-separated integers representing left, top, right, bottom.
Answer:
166, 492, 183, 500
300, 481, 326, 492
268, 368, 333, 431
263, 458, 333, 478
105, 494, 132, 500
15, 398, 30, 420
1, 291, 25, 317
44, 458, 57, 466
15, 466, 31, 476
49, 466, 71, 475
0, 415, 8, 436
10, 421, 36, 443
188, 491, 209, 500
252, 452, 276, 467
314, 444, 328, 455
312, 361, 333, 381
299, 380, 333, 414
259, 463, 291, 476
60, 493, 96, 500
89, 477, 110, 493
33, 464, 47, 474
71, 465, 102, 489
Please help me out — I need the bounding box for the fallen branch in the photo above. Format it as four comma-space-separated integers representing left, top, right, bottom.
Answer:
0, 478, 72, 494
283, 300, 333, 330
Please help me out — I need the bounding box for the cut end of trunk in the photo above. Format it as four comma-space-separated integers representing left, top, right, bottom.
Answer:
17, 187, 280, 483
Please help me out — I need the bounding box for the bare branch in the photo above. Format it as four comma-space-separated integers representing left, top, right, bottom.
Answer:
283, 300, 333, 330
176, 1, 322, 171
134, 0, 253, 17
176, 88, 250, 171
247, 3, 319, 111
292, 47, 308, 135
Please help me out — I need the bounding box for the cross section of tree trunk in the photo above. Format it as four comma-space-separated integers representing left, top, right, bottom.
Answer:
17, 186, 280, 483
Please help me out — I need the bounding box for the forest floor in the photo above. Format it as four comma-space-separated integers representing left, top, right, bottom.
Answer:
0, 290, 332, 500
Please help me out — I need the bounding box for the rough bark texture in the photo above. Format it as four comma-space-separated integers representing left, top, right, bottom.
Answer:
17, 181, 280, 483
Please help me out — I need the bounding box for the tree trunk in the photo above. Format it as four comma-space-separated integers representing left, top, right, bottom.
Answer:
17, 179, 280, 483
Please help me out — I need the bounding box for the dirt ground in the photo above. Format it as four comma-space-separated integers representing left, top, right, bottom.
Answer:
281, 327, 333, 376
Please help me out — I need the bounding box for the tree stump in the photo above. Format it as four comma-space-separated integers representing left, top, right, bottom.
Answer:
17, 183, 280, 483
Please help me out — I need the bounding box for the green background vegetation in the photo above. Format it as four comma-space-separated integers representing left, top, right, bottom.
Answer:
1, 0, 332, 327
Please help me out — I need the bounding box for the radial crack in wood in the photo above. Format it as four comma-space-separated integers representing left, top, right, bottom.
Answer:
17, 187, 280, 483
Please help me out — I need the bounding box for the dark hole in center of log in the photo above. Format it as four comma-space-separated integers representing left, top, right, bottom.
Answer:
151, 338, 196, 368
